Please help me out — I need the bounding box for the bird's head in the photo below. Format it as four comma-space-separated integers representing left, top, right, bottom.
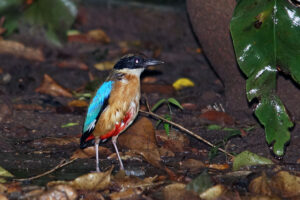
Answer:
113, 54, 164, 76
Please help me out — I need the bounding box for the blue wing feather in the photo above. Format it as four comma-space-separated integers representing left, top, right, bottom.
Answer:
81, 81, 114, 148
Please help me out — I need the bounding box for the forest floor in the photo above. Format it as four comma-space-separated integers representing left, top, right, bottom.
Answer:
0, 1, 299, 200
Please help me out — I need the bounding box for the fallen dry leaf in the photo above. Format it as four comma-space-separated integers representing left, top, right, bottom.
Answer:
205, 163, 230, 170
156, 130, 190, 153
179, 159, 205, 173
71, 146, 112, 160
142, 77, 158, 83
35, 74, 73, 97
68, 29, 110, 44
0, 40, 44, 62
48, 167, 113, 191
164, 183, 200, 200
199, 184, 227, 200
68, 100, 88, 107
249, 171, 300, 199
158, 147, 175, 157
57, 60, 88, 70
87, 29, 110, 43
94, 61, 115, 71
164, 167, 185, 182
270, 171, 300, 198
112, 175, 159, 192
141, 84, 175, 95
249, 172, 273, 197
0, 194, 8, 200
37, 185, 77, 200
118, 117, 162, 168
199, 110, 235, 126
181, 103, 197, 110
110, 188, 142, 200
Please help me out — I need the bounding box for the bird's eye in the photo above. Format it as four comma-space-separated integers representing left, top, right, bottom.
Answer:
135, 59, 139, 64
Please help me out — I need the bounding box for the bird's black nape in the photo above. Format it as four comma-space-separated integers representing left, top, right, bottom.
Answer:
114, 54, 164, 70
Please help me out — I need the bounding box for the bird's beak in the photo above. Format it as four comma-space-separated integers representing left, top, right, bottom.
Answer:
143, 58, 164, 67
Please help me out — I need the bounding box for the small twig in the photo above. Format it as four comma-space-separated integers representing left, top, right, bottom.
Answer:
14, 158, 78, 182
139, 110, 235, 158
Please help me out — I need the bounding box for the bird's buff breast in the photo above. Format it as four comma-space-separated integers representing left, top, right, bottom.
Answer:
93, 75, 140, 139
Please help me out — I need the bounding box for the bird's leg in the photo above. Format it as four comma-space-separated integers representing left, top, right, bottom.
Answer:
112, 135, 124, 170
95, 138, 101, 172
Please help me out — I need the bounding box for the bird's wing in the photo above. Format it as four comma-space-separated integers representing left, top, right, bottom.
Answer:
80, 80, 114, 148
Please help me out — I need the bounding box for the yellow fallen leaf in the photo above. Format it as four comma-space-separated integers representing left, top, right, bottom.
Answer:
87, 29, 110, 44
172, 78, 195, 90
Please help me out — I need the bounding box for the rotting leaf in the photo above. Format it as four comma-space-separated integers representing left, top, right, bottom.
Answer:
0, 40, 45, 62
37, 185, 77, 200
179, 159, 205, 173
164, 183, 200, 200
186, 170, 213, 194
35, 74, 73, 97
233, 151, 273, 171
200, 110, 235, 126
172, 78, 195, 90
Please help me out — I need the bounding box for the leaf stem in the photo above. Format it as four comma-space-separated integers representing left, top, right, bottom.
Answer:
139, 110, 235, 158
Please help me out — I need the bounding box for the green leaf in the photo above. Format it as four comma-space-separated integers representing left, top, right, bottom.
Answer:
163, 114, 171, 136
61, 122, 79, 128
0, 166, 13, 183
23, 0, 78, 45
151, 98, 166, 112
186, 170, 213, 194
0, 0, 23, 13
230, 0, 298, 156
167, 98, 183, 110
206, 124, 222, 131
233, 151, 273, 171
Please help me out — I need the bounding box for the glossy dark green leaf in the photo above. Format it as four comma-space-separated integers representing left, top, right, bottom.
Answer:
230, 0, 299, 156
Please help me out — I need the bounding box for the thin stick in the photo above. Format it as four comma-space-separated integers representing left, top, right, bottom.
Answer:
14, 158, 78, 182
139, 110, 235, 158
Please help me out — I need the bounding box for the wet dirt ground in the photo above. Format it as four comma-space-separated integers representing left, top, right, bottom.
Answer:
0, 1, 300, 199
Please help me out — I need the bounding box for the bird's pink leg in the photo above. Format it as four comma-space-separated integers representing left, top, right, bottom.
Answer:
112, 135, 124, 170
95, 138, 101, 172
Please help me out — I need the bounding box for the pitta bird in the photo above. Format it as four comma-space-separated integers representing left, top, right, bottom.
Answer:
80, 54, 164, 172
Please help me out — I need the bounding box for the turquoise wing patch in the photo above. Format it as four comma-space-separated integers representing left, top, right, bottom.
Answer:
83, 81, 114, 133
